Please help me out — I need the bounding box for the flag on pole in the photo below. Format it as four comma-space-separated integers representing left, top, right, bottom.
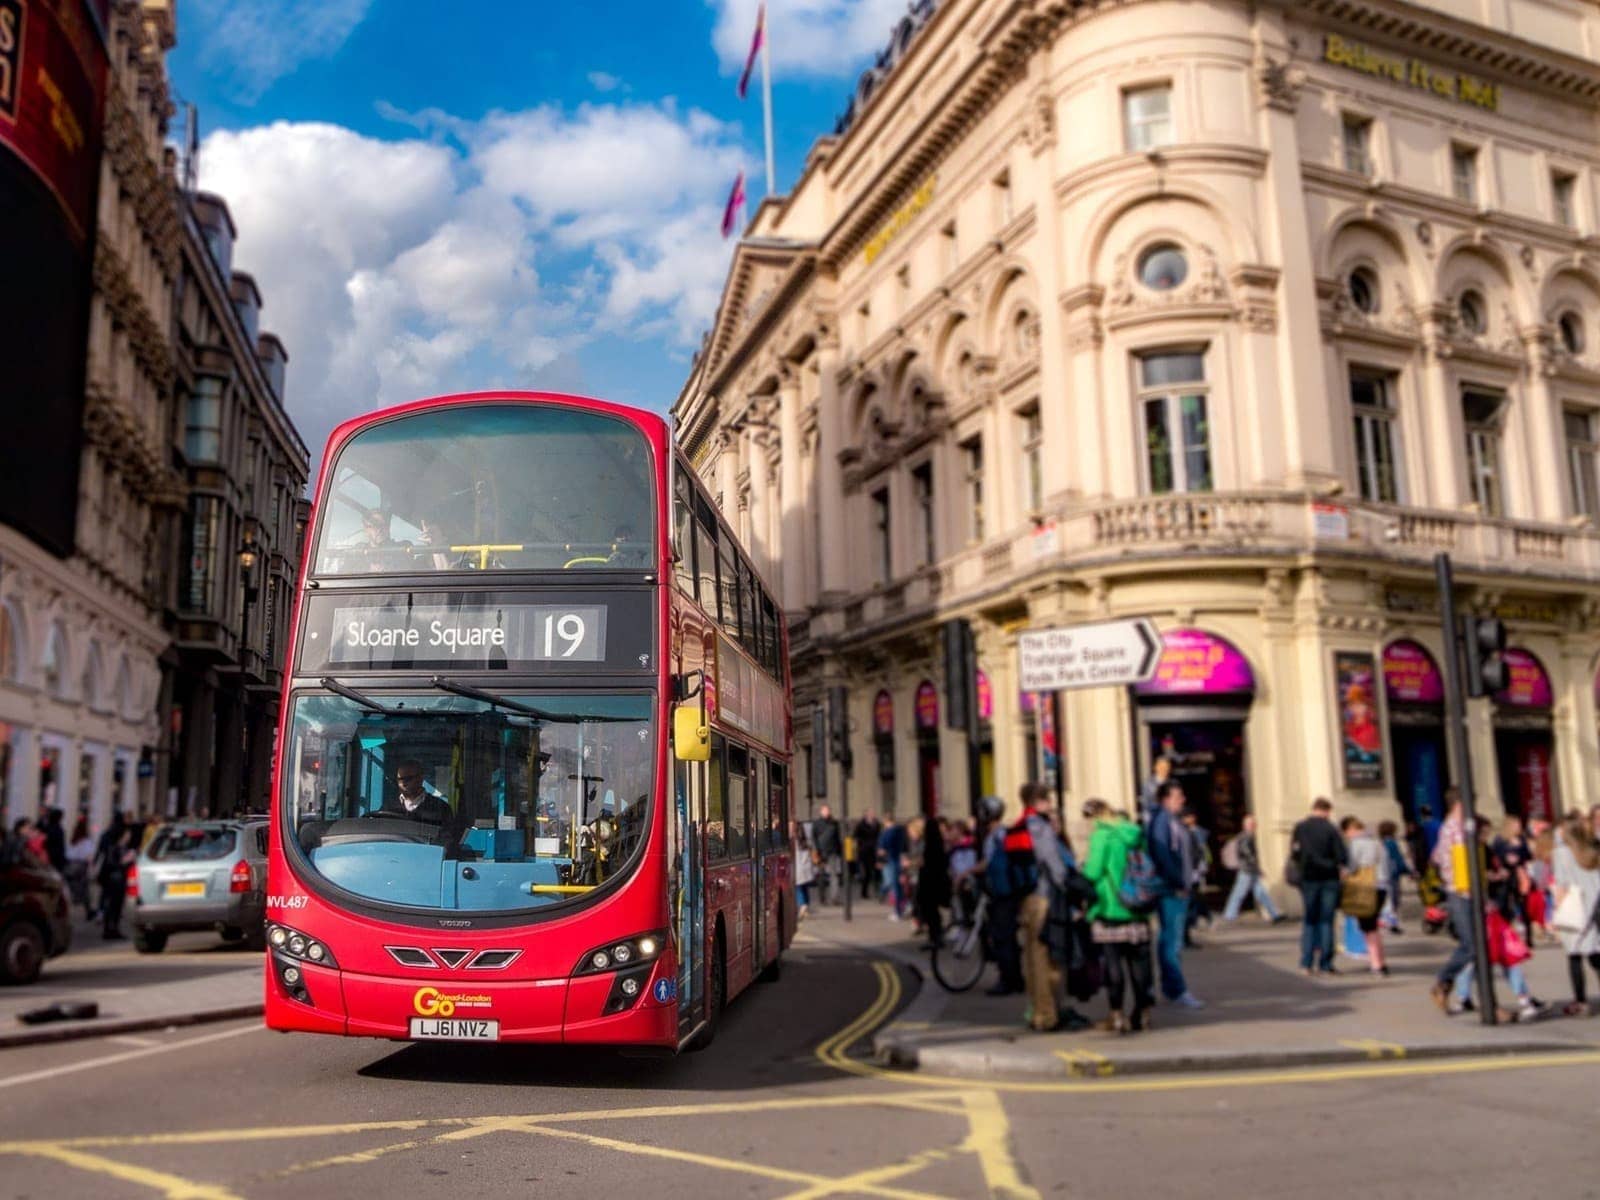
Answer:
721, 170, 746, 238
737, 3, 766, 100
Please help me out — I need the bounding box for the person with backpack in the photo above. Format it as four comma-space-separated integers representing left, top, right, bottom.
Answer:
1221, 814, 1283, 923
1290, 797, 1349, 976
1081, 798, 1154, 1033
1009, 782, 1070, 1030
1147, 782, 1205, 1009
977, 796, 1025, 996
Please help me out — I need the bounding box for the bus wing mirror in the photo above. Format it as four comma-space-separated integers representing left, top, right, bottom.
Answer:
673, 670, 703, 703
674, 705, 711, 762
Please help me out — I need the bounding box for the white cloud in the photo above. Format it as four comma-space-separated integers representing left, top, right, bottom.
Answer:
189, 0, 373, 101
198, 102, 743, 474
587, 71, 623, 92
708, 0, 908, 78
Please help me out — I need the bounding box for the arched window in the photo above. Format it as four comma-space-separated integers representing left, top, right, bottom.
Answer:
81, 644, 102, 709
42, 624, 66, 699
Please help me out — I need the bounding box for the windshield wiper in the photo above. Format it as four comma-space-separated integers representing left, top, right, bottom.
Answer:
426, 676, 632, 723
321, 678, 402, 715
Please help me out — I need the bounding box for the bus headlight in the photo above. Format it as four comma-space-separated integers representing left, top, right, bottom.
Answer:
267, 923, 338, 969
573, 931, 667, 976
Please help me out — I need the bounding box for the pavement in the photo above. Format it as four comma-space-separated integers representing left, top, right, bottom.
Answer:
798, 892, 1600, 1080
0, 914, 262, 1048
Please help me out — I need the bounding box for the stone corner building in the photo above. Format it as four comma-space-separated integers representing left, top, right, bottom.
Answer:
675, 0, 1600, 876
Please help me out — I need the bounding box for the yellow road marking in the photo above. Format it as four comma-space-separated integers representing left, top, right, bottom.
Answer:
1338, 1038, 1406, 1061
1053, 1049, 1115, 1077
17, 1144, 241, 1200
959, 1090, 1041, 1200
273, 1137, 431, 1178
776, 1146, 957, 1200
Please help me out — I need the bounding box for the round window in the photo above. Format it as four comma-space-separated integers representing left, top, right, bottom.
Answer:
1137, 244, 1188, 291
1458, 289, 1487, 336
1558, 311, 1585, 356
1348, 268, 1379, 315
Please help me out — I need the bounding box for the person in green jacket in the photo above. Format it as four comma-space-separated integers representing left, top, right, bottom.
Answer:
1080, 798, 1155, 1034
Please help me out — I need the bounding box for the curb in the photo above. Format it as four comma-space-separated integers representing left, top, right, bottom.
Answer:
874, 1032, 1594, 1079
0, 1004, 263, 1050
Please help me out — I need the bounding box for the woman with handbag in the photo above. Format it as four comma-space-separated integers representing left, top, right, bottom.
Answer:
1551, 813, 1600, 1017
793, 823, 818, 919
1341, 816, 1389, 977
1080, 798, 1154, 1033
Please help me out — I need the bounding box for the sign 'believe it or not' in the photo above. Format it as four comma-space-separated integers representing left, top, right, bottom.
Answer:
1018, 619, 1162, 692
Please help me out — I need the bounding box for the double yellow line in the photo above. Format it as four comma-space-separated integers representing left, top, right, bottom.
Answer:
816, 961, 902, 1074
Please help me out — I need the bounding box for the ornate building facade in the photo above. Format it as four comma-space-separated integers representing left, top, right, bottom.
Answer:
0, 0, 183, 827
675, 0, 1600, 875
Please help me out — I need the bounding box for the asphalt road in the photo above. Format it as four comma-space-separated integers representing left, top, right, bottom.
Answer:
1, 930, 1595, 1200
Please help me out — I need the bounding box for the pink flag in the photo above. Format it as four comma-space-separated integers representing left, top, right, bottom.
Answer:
737, 3, 765, 100
721, 171, 746, 238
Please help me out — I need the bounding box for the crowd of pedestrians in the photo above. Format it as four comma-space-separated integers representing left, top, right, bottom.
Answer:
0, 806, 146, 939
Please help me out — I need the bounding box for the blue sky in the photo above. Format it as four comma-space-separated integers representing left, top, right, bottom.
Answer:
167, 0, 907, 479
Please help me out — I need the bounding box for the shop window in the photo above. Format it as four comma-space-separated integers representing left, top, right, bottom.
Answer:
1350, 370, 1403, 503
960, 436, 984, 545
185, 375, 225, 462
911, 462, 935, 567
1564, 408, 1599, 519
1342, 114, 1374, 176
1018, 405, 1043, 514
871, 487, 892, 584
1553, 171, 1576, 228
1123, 84, 1172, 152
1462, 388, 1506, 516
1139, 351, 1212, 494
1451, 144, 1479, 205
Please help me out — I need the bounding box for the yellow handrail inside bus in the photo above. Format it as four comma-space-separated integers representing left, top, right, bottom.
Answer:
449, 543, 524, 570
562, 555, 610, 568
526, 884, 597, 895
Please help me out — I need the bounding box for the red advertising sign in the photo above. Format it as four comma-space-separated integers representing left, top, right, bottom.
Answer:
914, 680, 939, 730
872, 689, 894, 738
0, 0, 109, 245
1383, 639, 1444, 705
1494, 648, 1553, 710
975, 669, 992, 723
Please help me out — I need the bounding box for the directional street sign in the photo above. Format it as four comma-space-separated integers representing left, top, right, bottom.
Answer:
1017, 618, 1162, 692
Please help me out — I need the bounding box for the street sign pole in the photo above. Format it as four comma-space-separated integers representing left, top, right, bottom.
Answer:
1434, 553, 1497, 1026
828, 685, 853, 923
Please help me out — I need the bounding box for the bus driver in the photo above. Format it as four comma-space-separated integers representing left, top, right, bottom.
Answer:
382, 760, 453, 826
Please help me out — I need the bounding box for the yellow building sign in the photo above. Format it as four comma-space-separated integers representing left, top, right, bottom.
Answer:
1324, 34, 1500, 112
862, 176, 937, 266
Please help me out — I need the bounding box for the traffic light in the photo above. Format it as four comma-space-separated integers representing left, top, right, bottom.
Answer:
942, 617, 975, 734
810, 705, 828, 798
828, 684, 853, 774
1464, 616, 1507, 697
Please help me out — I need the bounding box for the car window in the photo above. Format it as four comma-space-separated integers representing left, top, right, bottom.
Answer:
148, 826, 237, 862
253, 826, 269, 856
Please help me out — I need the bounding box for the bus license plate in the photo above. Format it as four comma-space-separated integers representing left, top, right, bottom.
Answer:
408, 1018, 500, 1041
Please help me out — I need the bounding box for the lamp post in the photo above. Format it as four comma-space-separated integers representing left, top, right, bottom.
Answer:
237, 533, 258, 816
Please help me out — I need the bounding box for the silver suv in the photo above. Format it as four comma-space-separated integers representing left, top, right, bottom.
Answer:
130, 820, 269, 953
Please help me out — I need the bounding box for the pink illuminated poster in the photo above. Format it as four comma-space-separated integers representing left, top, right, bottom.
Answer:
1134, 629, 1255, 696
1494, 648, 1553, 709
1383, 640, 1444, 705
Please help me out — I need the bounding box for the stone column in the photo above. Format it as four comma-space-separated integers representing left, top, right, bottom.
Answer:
778, 366, 805, 612
1419, 314, 1469, 508
1520, 328, 1568, 522
816, 342, 847, 597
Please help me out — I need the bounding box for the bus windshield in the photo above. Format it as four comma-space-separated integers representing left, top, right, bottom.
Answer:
283, 691, 653, 913
313, 403, 655, 575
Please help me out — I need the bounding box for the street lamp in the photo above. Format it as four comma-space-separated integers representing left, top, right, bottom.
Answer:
237, 531, 259, 815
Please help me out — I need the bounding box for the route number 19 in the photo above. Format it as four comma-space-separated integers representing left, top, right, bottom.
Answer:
541, 613, 587, 658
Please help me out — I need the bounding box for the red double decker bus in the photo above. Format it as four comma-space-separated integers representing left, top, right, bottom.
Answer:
264, 392, 793, 1049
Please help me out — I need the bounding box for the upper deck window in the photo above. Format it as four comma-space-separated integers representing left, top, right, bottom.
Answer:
313, 403, 655, 576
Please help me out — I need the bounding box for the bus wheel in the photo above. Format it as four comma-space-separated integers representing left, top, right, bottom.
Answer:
687, 930, 726, 1052
759, 904, 783, 983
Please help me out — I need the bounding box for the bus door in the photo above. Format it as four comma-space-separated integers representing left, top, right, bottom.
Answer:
675, 757, 705, 1038
750, 755, 765, 972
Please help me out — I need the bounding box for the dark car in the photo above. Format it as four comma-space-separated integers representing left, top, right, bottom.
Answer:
130, 820, 269, 952
0, 846, 73, 984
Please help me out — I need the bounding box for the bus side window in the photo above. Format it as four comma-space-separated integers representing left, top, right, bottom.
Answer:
725, 743, 749, 859
706, 735, 727, 862
674, 467, 697, 599
718, 537, 739, 640
760, 591, 779, 676
694, 494, 719, 614
768, 762, 788, 853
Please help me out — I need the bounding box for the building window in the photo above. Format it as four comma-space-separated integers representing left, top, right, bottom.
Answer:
1138, 244, 1188, 291
941, 221, 958, 275
1565, 409, 1599, 519
1451, 144, 1479, 205
871, 487, 891, 584
185, 376, 225, 462
993, 170, 1013, 225
186, 496, 221, 612
1139, 351, 1211, 494
1348, 267, 1380, 315
1458, 290, 1487, 337
1558, 311, 1586, 357
960, 437, 984, 545
1350, 370, 1402, 503
910, 462, 935, 567
1553, 172, 1576, 228
42, 625, 64, 699
1019, 406, 1043, 514
1462, 388, 1505, 516
1123, 84, 1173, 152
1342, 114, 1373, 175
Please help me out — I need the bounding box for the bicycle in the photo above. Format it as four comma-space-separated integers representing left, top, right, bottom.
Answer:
931, 887, 990, 992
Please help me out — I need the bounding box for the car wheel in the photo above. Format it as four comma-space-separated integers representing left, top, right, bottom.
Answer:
133, 929, 168, 955
0, 920, 46, 984
220, 926, 245, 943
243, 922, 266, 952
